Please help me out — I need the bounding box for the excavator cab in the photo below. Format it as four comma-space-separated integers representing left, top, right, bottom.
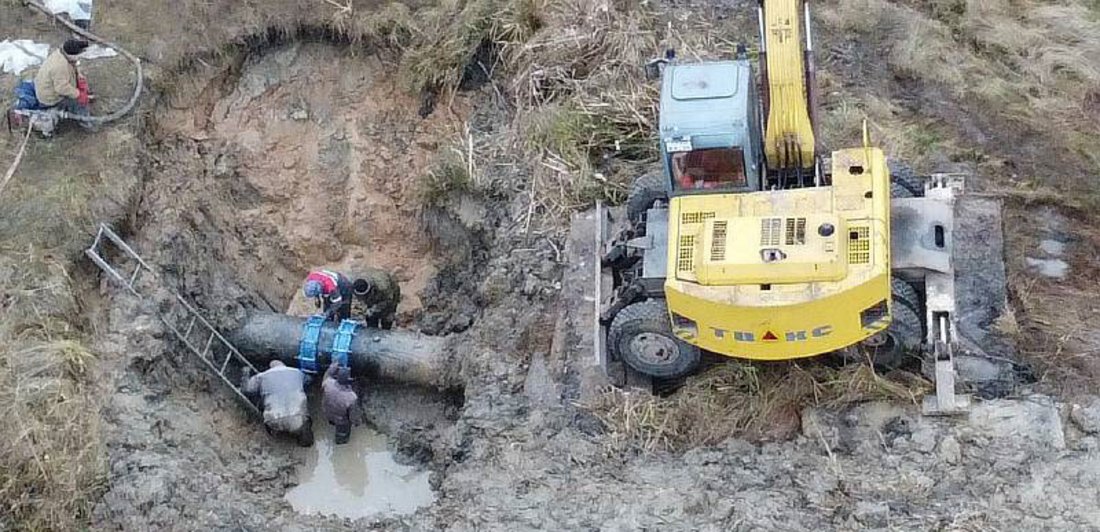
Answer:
657, 60, 763, 195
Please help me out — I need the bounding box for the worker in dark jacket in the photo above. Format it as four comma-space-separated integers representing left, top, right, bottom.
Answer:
242, 360, 313, 447
321, 361, 358, 444
303, 269, 352, 322
351, 267, 401, 329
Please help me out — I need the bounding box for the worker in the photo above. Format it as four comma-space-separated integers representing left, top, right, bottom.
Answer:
241, 360, 314, 447
34, 39, 92, 123
303, 269, 352, 322
321, 361, 358, 444
351, 267, 401, 329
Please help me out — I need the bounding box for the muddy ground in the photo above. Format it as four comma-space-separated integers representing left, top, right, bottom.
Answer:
86, 40, 1100, 532
5, 0, 1100, 530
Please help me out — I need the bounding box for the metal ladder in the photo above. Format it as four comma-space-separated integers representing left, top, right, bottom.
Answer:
85, 223, 261, 417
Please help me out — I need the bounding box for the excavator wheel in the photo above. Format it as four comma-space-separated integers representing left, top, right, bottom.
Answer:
608, 299, 701, 379
626, 172, 670, 222
889, 276, 921, 316
859, 278, 925, 369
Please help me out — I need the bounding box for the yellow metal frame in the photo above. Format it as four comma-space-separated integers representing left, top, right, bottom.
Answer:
762, 0, 816, 169
663, 132, 891, 360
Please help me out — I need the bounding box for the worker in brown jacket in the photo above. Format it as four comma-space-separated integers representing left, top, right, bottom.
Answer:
351, 267, 401, 329
34, 39, 91, 119
322, 361, 358, 444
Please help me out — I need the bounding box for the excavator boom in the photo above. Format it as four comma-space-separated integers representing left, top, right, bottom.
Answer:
760, 0, 817, 171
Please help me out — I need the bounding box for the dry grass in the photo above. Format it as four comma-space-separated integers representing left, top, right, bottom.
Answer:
0, 124, 114, 529
998, 205, 1100, 389
0, 245, 105, 530
504, 0, 739, 217
418, 147, 474, 207
589, 362, 929, 454
818, 0, 1100, 182
398, 0, 544, 94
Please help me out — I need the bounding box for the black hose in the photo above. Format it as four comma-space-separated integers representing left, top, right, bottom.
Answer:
23, 0, 143, 124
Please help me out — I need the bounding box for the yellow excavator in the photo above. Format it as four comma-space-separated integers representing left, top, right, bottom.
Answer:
596, 0, 982, 412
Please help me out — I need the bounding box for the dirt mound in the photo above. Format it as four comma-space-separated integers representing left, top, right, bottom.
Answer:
145, 42, 474, 322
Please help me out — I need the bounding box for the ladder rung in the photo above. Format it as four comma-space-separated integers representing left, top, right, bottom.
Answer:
98, 223, 153, 271
220, 349, 233, 374
183, 316, 197, 340
91, 226, 104, 250
202, 333, 215, 359
128, 264, 142, 288
84, 248, 127, 287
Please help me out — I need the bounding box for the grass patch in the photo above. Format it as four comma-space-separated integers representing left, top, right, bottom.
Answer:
0, 57, 132, 529
0, 245, 105, 530
521, 97, 657, 206
589, 362, 929, 453
503, 0, 665, 214
397, 0, 545, 94
0, 167, 96, 252
821, 0, 1100, 183
418, 149, 474, 207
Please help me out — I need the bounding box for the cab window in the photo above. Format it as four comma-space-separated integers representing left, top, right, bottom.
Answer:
671, 148, 747, 191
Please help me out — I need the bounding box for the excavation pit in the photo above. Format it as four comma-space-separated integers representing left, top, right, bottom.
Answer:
93, 38, 489, 527
140, 40, 477, 322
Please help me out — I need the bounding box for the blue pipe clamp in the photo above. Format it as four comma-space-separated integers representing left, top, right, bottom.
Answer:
297, 314, 326, 374
331, 319, 358, 368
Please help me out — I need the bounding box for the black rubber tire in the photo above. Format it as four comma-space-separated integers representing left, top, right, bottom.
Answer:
626, 172, 670, 222
607, 299, 701, 379
864, 280, 925, 369
890, 277, 921, 316
889, 161, 924, 198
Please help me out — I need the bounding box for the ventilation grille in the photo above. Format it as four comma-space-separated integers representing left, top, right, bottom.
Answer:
682, 211, 715, 225
710, 221, 728, 261
677, 235, 696, 272
848, 226, 871, 264
784, 217, 807, 245
761, 218, 781, 246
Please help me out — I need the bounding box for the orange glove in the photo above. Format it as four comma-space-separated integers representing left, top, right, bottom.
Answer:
76, 77, 90, 106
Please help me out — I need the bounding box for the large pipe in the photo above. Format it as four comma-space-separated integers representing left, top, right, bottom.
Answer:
229, 313, 456, 390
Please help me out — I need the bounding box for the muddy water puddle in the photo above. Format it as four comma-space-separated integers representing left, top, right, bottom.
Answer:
285, 401, 435, 519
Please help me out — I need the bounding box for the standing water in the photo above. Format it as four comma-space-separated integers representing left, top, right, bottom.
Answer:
284, 400, 436, 519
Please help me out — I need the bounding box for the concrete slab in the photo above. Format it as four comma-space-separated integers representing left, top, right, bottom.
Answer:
953, 197, 1018, 381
